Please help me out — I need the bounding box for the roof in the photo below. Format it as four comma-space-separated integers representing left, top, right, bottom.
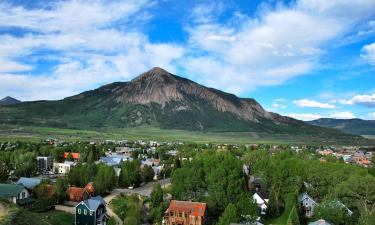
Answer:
168, 200, 206, 217
299, 192, 317, 204
80, 196, 106, 211
16, 177, 41, 189
308, 219, 332, 225
67, 187, 87, 197
85, 182, 95, 194
64, 152, 80, 160
100, 156, 122, 166
0, 183, 26, 198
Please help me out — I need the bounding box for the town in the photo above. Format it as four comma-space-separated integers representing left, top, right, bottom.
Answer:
0, 139, 374, 225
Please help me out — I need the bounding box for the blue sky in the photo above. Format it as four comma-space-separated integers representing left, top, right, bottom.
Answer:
0, 0, 375, 121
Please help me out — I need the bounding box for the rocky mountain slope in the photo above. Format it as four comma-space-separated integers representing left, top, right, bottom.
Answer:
0, 67, 358, 139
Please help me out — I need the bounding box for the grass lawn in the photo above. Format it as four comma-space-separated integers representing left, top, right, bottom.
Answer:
0, 207, 74, 225
0, 124, 362, 145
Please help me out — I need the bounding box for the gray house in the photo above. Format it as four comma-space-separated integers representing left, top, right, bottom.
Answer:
299, 193, 318, 218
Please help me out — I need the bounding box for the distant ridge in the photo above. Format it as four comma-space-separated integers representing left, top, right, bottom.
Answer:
0, 96, 21, 105
0, 67, 362, 141
308, 118, 375, 135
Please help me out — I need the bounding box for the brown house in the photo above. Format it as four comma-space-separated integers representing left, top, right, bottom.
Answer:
164, 200, 207, 225
67, 187, 89, 202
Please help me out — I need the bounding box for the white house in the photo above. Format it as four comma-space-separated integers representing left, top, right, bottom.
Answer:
252, 193, 269, 215
54, 161, 76, 174
0, 183, 34, 208
299, 193, 318, 218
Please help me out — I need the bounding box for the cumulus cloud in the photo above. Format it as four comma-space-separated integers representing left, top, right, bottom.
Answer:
293, 99, 335, 108
361, 42, 375, 65
287, 113, 322, 121
369, 112, 375, 120
329, 111, 356, 119
339, 93, 375, 107
183, 0, 375, 93
0, 0, 184, 100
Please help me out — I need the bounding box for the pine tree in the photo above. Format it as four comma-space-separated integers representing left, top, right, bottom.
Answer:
287, 206, 300, 225
217, 203, 238, 225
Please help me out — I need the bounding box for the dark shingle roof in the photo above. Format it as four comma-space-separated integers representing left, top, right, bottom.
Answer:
0, 183, 25, 198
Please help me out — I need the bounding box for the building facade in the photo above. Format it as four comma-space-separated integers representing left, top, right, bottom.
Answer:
75, 196, 107, 225
164, 200, 206, 225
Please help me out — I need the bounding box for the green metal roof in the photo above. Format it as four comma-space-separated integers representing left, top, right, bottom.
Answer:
0, 183, 25, 198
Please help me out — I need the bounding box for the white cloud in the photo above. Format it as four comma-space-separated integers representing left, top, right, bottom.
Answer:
293, 99, 335, 108
339, 93, 375, 107
0, 0, 184, 100
361, 42, 375, 65
184, 0, 375, 93
368, 112, 375, 120
287, 113, 322, 121
329, 111, 356, 119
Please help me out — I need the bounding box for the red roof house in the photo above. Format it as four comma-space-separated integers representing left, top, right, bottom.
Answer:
165, 200, 207, 225
67, 187, 89, 202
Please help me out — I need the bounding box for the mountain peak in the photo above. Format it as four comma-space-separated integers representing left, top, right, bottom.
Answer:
132, 67, 176, 84
0, 96, 21, 105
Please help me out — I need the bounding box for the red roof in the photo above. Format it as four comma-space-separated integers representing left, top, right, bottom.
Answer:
67, 187, 87, 199
85, 182, 95, 194
168, 200, 206, 217
64, 152, 80, 160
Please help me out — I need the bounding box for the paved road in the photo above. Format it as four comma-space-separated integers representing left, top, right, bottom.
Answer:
112, 178, 171, 197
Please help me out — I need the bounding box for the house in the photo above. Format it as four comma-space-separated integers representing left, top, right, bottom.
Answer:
54, 161, 76, 174
64, 152, 80, 161
16, 177, 41, 190
0, 183, 35, 208
68, 187, 90, 202
36, 156, 54, 172
163, 200, 207, 225
308, 219, 332, 225
253, 193, 268, 215
75, 196, 107, 225
299, 193, 318, 218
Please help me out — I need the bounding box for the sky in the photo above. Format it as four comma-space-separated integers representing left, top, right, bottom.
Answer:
0, 0, 375, 121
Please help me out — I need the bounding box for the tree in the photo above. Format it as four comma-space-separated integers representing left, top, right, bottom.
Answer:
287, 206, 300, 225
141, 165, 155, 182
150, 183, 163, 208
14, 151, 37, 177
0, 159, 8, 182
217, 203, 238, 225
34, 183, 56, 212
267, 187, 283, 218
94, 163, 116, 195
55, 177, 68, 203
87, 150, 95, 164
236, 192, 259, 224
119, 160, 141, 188
313, 201, 349, 225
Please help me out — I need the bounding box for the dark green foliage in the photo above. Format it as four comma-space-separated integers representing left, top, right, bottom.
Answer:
141, 165, 155, 182
68, 163, 97, 187
236, 192, 259, 224
313, 201, 350, 225
119, 160, 142, 188
34, 183, 56, 212
217, 203, 238, 225
55, 177, 68, 204
94, 163, 116, 195
287, 206, 300, 225
150, 183, 163, 208
171, 151, 244, 214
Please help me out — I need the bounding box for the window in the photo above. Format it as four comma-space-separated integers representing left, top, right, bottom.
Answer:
84, 209, 87, 215
90, 211, 93, 216
179, 212, 182, 217
22, 192, 26, 199
78, 209, 81, 214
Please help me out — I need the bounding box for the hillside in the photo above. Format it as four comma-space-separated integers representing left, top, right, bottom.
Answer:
0, 67, 361, 141
308, 118, 375, 135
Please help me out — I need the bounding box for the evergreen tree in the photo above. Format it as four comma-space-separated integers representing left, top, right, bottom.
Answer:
287, 206, 300, 225
150, 183, 163, 207
217, 203, 238, 225
141, 165, 155, 182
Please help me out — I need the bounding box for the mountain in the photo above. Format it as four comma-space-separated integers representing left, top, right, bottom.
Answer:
0, 67, 359, 139
0, 96, 21, 105
308, 118, 375, 135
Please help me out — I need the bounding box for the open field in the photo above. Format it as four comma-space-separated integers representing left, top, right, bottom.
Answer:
0, 124, 372, 145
